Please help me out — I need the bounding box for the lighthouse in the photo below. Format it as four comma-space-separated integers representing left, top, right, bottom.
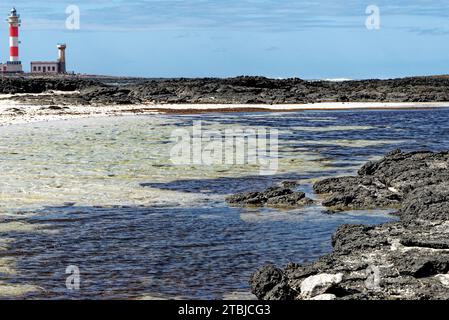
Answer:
1, 8, 70, 74
0, 8, 23, 73
8, 8, 20, 62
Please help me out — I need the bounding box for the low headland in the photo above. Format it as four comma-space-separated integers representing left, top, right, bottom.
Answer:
2, 74, 449, 125
4, 74, 449, 105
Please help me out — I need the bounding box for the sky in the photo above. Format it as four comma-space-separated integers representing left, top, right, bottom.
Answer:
0, 0, 449, 79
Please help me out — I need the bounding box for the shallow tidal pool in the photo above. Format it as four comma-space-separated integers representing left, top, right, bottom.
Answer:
1, 108, 449, 299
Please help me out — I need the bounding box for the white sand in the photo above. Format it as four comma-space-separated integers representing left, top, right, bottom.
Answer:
154, 101, 449, 110
0, 100, 161, 126
1, 96, 448, 126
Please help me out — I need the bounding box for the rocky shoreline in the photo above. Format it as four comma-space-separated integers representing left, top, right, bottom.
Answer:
3, 75, 449, 106
248, 150, 449, 300
225, 186, 314, 209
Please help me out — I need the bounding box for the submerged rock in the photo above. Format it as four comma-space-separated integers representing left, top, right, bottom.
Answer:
250, 150, 449, 300
226, 186, 313, 208
266, 193, 314, 208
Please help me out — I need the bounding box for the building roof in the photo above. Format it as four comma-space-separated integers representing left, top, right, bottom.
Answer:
31, 61, 59, 64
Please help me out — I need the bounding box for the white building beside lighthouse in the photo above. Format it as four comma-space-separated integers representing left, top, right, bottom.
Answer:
31, 44, 67, 74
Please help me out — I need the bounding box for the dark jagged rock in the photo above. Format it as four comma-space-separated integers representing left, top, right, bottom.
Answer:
250, 150, 449, 300
398, 184, 449, 222
400, 234, 449, 250
88, 76, 449, 105
314, 150, 449, 211
226, 186, 313, 208
249, 265, 295, 300
314, 176, 403, 211
6, 75, 449, 106
266, 193, 314, 208
0, 76, 100, 94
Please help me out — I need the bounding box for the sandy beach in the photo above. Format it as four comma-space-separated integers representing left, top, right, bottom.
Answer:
1, 97, 449, 126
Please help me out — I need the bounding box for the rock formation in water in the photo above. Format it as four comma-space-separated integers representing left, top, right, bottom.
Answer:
226, 186, 314, 208
4, 75, 449, 106
249, 150, 449, 300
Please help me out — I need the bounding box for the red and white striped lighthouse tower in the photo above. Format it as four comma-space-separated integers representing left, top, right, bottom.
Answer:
8, 8, 21, 63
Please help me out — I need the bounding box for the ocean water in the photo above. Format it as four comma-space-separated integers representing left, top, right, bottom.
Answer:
1, 108, 449, 299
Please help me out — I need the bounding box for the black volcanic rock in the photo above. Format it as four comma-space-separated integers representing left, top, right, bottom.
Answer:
249, 265, 295, 300
266, 192, 314, 208
0, 76, 100, 94
6, 75, 449, 106
122, 76, 449, 105
313, 150, 449, 211
314, 175, 403, 211
226, 186, 313, 208
398, 184, 449, 222
250, 150, 449, 300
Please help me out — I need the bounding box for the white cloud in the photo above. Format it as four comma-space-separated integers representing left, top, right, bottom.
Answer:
1, 0, 448, 33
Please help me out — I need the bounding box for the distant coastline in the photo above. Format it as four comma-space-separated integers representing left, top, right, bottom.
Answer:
2, 74, 449, 125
